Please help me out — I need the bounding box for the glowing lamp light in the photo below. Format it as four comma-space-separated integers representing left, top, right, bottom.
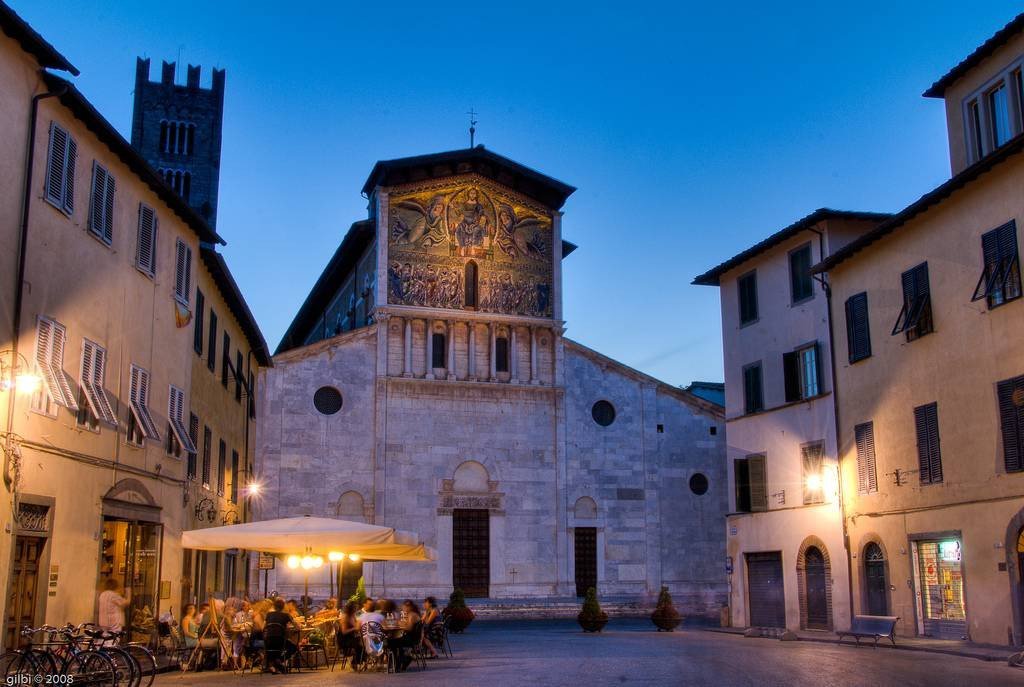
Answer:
286, 555, 301, 569
300, 555, 315, 570
245, 481, 263, 497
348, 553, 360, 562
14, 372, 41, 395
328, 551, 345, 562
805, 473, 823, 493
313, 555, 324, 567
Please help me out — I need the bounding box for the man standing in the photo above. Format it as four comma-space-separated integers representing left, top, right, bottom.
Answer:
98, 578, 131, 632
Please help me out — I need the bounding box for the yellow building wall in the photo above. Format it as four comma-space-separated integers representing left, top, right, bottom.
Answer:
830, 153, 1024, 644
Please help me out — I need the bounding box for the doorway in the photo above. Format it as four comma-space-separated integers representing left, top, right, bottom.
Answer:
913, 538, 966, 639
452, 509, 489, 598
746, 552, 785, 628
804, 546, 829, 629
100, 519, 163, 637
574, 527, 597, 597
4, 536, 44, 650
864, 542, 888, 616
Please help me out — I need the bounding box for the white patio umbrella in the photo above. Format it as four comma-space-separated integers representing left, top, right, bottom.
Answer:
182, 515, 435, 613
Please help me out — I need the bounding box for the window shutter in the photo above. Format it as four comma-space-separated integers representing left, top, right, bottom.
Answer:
63, 137, 77, 215
998, 377, 1024, 473
783, 351, 800, 402
129, 365, 161, 440
174, 239, 191, 303
45, 122, 67, 206
915, 403, 942, 484
217, 440, 226, 496
855, 422, 877, 493
187, 413, 199, 479
748, 454, 767, 512
89, 163, 105, 238
193, 290, 205, 354
102, 171, 115, 243
202, 426, 212, 487
137, 205, 157, 275
845, 292, 871, 363
812, 342, 823, 395
47, 321, 77, 410
208, 311, 218, 372
168, 386, 197, 454
80, 340, 115, 425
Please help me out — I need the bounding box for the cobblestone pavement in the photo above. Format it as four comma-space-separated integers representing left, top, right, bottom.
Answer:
157, 619, 1024, 687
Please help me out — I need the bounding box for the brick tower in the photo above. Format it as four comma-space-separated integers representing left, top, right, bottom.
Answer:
131, 58, 225, 227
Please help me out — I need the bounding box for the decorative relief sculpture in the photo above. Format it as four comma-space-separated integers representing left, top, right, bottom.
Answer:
388, 178, 553, 317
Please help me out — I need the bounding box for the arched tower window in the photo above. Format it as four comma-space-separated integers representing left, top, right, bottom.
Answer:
168, 122, 178, 155
465, 261, 478, 308
186, 124, 196, 156
158, 121, 168, 153
182, 172, 192, 202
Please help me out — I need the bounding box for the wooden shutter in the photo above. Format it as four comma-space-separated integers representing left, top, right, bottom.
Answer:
137, 205, 157, 275
187, 413, 199, 479
855, 422, 877, 493
998, 376, 1024, 473
38, 319, 78, 410
748, 454, 767, 512
81, 340, 116, 425
129, 365, 160, 440
845, 292, 871, 363
168, 386, 197, 454
174, 239, 191, 303
230, 450, 239, 502
45, 122, 68, 207
217, 440, 226, 496
914, 403, 942, 484
222, 332, 231, 386
63, 137, 77, 214
208, 311, 218, 371
193, 290, 205, 354
202, 426, 212, 487
783, 351, 800, 402
89, 163, 107, 241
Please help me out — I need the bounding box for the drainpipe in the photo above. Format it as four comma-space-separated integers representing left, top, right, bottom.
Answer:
809, 226, 856, 624
5, 78, 69, 488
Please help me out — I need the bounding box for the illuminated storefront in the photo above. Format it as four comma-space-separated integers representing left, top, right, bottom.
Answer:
911, 534, 966, 640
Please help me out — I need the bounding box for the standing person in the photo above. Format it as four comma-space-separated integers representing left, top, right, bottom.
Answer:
264, 598, 298, 673
98, 578, 130, 633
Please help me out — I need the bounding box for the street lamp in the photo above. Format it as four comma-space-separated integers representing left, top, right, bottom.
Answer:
0, 351, 41, 395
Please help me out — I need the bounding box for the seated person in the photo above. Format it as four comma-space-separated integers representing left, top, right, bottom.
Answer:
263, 598, 298, 673
421, 597, 440, 658
337, 601, 364, 669
391, 600, 422, 672
358, 600, 385, 628
356, 597, 375, 618
181, 604, 199, 648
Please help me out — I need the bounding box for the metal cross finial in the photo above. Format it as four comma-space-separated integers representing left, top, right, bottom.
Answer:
467, 108, 478, 148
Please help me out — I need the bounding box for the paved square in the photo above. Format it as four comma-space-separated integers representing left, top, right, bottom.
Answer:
157, 619, 1024, 686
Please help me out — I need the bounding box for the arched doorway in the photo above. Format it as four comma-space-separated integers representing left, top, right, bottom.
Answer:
451, 462, 491, 598
864, 542, 888, 616
572, 497, 598, 597
804, 547, 828, 629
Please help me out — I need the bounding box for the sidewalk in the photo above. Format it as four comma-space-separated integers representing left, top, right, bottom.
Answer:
707, 626, 1018, 663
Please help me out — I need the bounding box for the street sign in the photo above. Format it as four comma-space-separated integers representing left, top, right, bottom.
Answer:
258, 553, 276, 570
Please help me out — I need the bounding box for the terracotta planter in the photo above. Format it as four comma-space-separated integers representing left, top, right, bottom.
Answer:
651, 610, 681, 632
577, 612, 609, 633
444, 608, 475, 633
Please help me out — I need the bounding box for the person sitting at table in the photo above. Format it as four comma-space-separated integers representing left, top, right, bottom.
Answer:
377, 598, 397, 620
337, 601, 364, 670
182, 604, 199, 648
284, 599, 301, 618
358, 600, 385, 628
391, 600, 422, 672
358, 598, 375, 617
421, 597, 440, 659
230, 600, 253, 670
264, 598, 298, 674
319, 597, 338, 614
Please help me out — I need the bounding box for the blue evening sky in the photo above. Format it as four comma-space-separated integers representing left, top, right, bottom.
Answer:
12, 1, 1021, 386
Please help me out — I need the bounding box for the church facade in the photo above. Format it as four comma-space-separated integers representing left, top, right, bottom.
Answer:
256, 148, 727, 614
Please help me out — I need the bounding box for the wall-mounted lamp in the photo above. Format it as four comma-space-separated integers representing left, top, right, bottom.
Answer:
194, 497, 216, 522
221, 508, 240, 525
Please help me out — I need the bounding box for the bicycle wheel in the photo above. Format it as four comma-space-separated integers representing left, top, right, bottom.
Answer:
25, 649, 58, 676
1, 650, 33, 680
64, 651, 117, 687
100, 647, 138, 687
125, 645, 155, 687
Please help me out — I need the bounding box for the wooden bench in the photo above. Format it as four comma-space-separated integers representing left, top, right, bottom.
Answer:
837, 615, 899, 647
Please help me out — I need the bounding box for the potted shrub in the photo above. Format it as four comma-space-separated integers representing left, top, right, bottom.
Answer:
577, 587, 609, 632
651, 586, 682, 631
347, 576, 366, 606
442, 588, 475, 633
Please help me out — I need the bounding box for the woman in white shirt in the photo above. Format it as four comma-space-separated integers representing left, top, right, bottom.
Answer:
98, 578, 130, 633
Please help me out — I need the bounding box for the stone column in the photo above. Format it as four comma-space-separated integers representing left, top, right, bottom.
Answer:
489, 323, 497, 382
425, 319, 435, 380
510, 326, 518, 384
530, 326, 539, 384
468, 323, 477, 381
446, 320, 456, 380
402, 318, 412, 377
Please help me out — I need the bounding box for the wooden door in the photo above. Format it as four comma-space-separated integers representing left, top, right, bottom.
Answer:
805, 547, 829, 629
452, 509, 489, 598
865, 543, 888, 616
5, 537, 44, 650
574, 528, 597, 597
746, 552, 785, 628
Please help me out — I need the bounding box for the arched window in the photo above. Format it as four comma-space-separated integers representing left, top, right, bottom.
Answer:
453, 461, 490, 492
186, 124, 196, 156
168, 121, 177, 155
432, 332, 446, 369
158, 121, 168, 153
182, 172, 192, 202
177, 122, 187, 153
465, 261, 478, 308
495, 336, 509, 372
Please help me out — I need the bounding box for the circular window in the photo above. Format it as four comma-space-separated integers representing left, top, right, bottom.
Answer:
591, 400, 616, 427
313, 386, 343, 415
689, 473, 709, 496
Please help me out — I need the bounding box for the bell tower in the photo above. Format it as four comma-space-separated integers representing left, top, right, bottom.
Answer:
130, 58, 225, 227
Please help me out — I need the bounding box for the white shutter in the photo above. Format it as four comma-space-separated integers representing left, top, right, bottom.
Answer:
129, 364, 160, 440
137, 204, 157, 276
168, 385, 197, 453
35, 317, 78, 411
48, 323, 78, 410
80, 340, 116, 426
174, 239, 191, 304
34, 318, 60, 404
